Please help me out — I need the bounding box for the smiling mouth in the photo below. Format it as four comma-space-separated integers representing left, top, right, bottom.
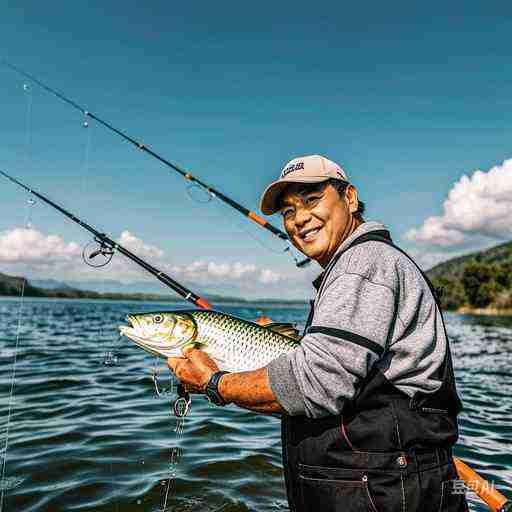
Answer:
299, 227, 322, 242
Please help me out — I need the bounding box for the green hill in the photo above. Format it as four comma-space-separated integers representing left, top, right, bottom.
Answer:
426, 240, 512, 311
427, 240, 512, 279
0, 272, 47, 297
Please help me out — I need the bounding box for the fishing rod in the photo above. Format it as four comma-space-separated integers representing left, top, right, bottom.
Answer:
2, 60, 311, 268
0, 169, 213, 310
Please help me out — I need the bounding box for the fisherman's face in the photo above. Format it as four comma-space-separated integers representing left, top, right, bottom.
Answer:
280, 181, 359, 268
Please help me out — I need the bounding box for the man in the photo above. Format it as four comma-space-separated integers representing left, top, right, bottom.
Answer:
168, 155, 467, 511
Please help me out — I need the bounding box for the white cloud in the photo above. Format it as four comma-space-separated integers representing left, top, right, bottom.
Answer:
405, 217, 472, 248
0, 227, 291, 296
0, 228, 81, 264
406, 250, 461, 272
117, 231, 163, 259
170, 260, 268, 283
259, 268, 282, 284
406, 158, 512, 248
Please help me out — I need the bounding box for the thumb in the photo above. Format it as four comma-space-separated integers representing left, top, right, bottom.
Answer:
184, 347, 219, 372
167, 356, 182, 372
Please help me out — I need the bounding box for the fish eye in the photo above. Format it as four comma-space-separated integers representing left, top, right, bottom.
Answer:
153, 314, 164, 324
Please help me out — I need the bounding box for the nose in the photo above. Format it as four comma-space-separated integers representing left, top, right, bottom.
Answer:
294, 205, 312, 228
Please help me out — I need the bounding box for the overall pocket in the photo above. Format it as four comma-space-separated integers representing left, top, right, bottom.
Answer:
298, 463, 379, 512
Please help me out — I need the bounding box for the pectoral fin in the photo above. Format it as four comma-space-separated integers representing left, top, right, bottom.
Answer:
264, 322, 300, 340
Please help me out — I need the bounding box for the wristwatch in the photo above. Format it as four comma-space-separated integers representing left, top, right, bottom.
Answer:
205, 371, 229, 406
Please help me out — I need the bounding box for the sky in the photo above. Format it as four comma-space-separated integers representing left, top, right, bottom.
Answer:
1, 1, 512, 299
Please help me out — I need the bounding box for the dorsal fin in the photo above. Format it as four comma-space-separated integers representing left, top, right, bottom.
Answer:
264, 322, 300, 340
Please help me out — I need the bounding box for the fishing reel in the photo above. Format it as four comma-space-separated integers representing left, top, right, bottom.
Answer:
82, 236, 115, 268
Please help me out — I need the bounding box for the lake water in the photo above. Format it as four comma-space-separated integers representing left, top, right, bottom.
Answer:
0, 297, 510, 511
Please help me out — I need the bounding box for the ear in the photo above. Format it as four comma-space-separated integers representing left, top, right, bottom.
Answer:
345, 185, 359, 213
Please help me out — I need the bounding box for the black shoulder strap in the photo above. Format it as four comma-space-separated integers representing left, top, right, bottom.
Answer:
317, 229, 392, 298
317, 229, 441, 307
355, 233, 441, 307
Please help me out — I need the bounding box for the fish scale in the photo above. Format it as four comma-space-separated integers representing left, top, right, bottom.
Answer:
119, 309, 300, 373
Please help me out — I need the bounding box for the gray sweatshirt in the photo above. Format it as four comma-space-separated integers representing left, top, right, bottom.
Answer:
268, 221, 448, 418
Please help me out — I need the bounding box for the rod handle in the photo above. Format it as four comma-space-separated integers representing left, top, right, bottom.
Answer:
454, 457, 509, 511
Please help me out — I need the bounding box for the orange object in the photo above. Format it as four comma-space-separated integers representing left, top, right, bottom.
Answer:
248, 211, 268, 227
255, 316, 273, 326
195, 297, 213, 310
454, 457, 509, 511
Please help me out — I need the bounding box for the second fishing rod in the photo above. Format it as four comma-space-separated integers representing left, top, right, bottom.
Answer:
2, 60, 310, 268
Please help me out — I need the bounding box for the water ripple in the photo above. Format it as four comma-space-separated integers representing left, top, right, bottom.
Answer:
0, 299, 510, 511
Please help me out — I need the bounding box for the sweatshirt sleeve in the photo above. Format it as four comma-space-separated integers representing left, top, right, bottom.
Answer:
268, 271, 397, 418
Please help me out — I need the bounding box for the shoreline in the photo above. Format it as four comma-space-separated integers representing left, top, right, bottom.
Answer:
456, 306, 512, 317
0, 294, 308, 307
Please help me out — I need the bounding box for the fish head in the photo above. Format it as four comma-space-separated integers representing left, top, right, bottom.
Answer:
119, 311, 197, 357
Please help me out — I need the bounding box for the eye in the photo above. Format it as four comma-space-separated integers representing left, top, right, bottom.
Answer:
281, 206, 294, 220
305, 194, 321, 206
153, 314, 164, 324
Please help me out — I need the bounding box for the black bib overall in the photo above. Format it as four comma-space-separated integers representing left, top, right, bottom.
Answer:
281, 231, 468, 511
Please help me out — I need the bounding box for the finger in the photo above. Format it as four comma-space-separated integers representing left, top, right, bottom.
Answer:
182, 346, 202, 358
185, 348, 220, 373
168, 357, 187, 378
167, 357, 179, 372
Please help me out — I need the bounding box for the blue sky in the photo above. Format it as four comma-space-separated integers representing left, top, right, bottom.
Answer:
1, 2, 512, 299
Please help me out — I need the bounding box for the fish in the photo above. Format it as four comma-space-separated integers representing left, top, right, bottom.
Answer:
119, 309, 300, 372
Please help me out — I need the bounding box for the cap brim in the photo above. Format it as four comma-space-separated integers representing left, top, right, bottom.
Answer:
259, 175, 331, 215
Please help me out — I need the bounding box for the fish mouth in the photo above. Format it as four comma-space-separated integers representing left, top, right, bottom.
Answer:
119, 315, 143, 339
125, 314, 143, 334
118, 324, 183, 359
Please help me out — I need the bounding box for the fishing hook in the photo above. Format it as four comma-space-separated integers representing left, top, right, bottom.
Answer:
151, 366, 174, 398
173, 384, 191, 418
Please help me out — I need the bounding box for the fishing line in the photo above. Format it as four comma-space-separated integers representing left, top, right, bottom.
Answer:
0, 170, 204, 508
81, 111, 93, 197
161, 445, 183, 511
23, 83, 33, 158
0, 197, 36, 511
209, 198, 309, 267
151, 359, 174, 398
2, 60, 311, 268
185, 183, 213, 204
161, 385, 190, 512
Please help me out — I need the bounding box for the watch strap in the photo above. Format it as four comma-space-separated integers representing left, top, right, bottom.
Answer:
205, 371, 229, 406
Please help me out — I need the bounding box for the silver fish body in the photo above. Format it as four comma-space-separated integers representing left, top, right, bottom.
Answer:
119, 309, 300, 373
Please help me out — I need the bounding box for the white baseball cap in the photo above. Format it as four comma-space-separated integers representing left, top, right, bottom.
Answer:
260, 155, 348, 215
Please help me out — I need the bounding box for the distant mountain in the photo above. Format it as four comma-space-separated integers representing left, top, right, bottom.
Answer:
31, 278, 73, 290
427, 240, 512, 279
0, 272, 183, 301
63, 279, 172, 295
0, 272, 305, 305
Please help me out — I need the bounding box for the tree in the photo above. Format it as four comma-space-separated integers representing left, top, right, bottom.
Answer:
461, 263, 495, 308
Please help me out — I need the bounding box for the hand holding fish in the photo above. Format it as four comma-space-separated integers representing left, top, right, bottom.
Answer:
119, 310, 298, 414
167, 348, 220, 394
